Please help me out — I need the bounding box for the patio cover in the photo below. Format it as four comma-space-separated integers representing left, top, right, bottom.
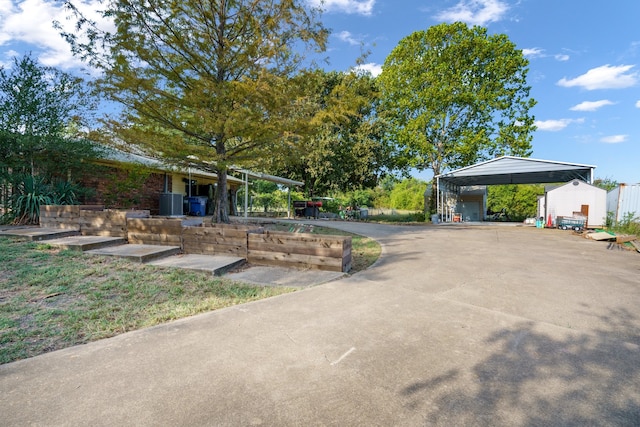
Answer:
229, 168, 304, 218
435, 156, 596, 221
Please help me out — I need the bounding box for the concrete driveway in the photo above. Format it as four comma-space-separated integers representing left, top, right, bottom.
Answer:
2, 223, 640, 426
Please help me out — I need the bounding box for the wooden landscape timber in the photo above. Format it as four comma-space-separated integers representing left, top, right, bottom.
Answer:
615, 235, 638, 244
248, 231, 352, 272
126, 218, 183, 246
40, 205, 105, 230
80, 209, 149, 237
182, 224, 264, 257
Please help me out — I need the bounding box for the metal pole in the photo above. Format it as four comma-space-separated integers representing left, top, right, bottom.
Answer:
244, 172, 248, 218
436, 177, 440, 222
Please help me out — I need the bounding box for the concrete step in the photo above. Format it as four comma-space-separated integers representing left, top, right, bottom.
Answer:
86, 244, 181, 263
0, 227, 80, 241
147, 254, 246, 276
44, 236, 127, 251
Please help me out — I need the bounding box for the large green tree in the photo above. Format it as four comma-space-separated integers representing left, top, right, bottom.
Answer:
0, 54, 98, 179
61, 0, 328, 222
487, 184, 544, 221
268, 70, 392, 196
0, 54, 99, 222
378, 22, 537, 213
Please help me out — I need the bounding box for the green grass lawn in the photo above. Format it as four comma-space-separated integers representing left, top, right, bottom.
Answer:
0, 227, 380, 364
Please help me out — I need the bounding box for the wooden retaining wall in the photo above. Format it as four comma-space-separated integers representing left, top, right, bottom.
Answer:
248, 231, 352, 272
80, 209, 149, 237
41, 206, 352, 272
126, 218, 184, 246
40, 205, 150, 237
183, 223, 263, 257
40, 205, 105, 230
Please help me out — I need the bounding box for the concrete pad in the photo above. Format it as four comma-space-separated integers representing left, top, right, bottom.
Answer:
0, 227, 79, 241
2, 223, 639, 426
44, 235, 126, 251
148, 254, 245, 276
225, 265, 345, 287
86, 244, 181, 263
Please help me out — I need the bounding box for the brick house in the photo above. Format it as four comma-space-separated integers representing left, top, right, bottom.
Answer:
79, 148, 244, 216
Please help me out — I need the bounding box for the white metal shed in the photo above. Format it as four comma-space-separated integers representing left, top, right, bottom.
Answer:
538, 180, 606, 228
607, 184, 640, 223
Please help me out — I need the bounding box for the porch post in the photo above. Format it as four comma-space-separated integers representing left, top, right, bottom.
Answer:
244, 172, 249, 218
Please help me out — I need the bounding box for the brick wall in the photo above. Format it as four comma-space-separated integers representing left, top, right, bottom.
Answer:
79, 165, 169, 215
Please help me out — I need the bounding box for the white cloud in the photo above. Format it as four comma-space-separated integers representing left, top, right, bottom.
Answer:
557, 64, 638, 90
434, 0, 509, 26
336, 31, 361, 46
535, 118, 584, 132
522, 49, 570, 62
570, 100, 614, 112
308, 0, 375, 15
353, 62, 381, 77
0, 48, 19, 68
522, 48, 544, 58
600, 135, 627, 144
0, 0, 111, 70
636, 100, 640, 108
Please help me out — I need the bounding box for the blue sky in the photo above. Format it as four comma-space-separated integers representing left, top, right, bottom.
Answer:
1, 0, 639, 184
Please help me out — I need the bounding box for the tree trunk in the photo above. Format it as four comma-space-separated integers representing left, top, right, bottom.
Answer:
427, 182, 437, 215
213, 169, 230, 223
229, 188, 238, 216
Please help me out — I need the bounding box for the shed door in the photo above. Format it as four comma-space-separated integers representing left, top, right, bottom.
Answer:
581, 205, 589, 228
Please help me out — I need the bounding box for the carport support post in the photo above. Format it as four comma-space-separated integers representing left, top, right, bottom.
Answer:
436, 177, 440, 221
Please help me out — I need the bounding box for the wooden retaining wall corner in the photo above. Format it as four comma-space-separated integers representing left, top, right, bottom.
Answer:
182, 223, 264, 257
247, 231, 352, 272
126, 217, 183, 246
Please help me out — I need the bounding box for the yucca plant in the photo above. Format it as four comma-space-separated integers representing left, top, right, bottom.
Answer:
51, 180, 80, 205
12, 175, 52, 224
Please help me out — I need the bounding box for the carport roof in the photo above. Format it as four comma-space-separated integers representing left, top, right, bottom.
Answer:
436, 156, 595, 187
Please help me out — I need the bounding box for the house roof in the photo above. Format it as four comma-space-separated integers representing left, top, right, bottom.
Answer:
436, 156, 595, 187
98, 148, 243, 185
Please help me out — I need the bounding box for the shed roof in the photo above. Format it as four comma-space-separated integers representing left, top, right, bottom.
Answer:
436, 156, 595, 187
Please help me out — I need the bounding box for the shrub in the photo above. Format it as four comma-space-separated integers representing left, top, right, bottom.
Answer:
613, 212, 640, 235
8, 175, 83, 225
12, 175, 52, 224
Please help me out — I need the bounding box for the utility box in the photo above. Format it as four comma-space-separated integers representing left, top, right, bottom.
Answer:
159, 193, 184, 216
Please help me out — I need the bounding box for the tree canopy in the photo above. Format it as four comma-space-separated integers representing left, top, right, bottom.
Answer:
0, 53, 98, 179
487, 184, 544, 221
267, 70, 393, 196
61, 0, 328, 222
378, 22, 537, 212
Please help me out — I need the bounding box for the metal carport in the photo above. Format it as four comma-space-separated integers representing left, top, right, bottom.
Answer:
435, 156, 596, 221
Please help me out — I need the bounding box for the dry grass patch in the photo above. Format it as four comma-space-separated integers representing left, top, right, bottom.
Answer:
0, 237, 293, 364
